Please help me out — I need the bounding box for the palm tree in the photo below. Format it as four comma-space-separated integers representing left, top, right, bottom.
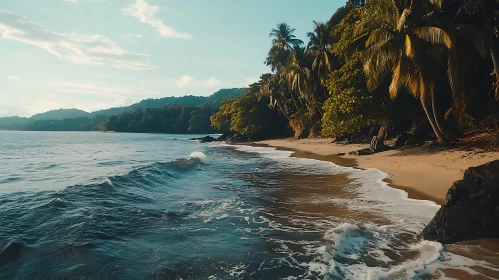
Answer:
286, 46, 312, 100
450, 0, 499, 99
270, 23, 304, 51
307, 21, 335, 86
359, 1, 455, 143
266, 23, 304, 73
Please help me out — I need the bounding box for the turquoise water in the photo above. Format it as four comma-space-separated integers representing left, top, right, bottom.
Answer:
0, 131, 497, 279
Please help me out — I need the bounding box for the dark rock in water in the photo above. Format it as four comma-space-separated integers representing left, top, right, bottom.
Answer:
394, 132, 410, 146
421, 160, 499, 244
199, 136, 216, 143
349, 148, 374, 156
189, 136, 217, 143
217, 131, 243, 143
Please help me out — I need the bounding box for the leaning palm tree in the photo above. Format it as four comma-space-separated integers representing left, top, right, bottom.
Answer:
270, 23, 304, 51
359, 1, 455, 143
307, 21, 335, 86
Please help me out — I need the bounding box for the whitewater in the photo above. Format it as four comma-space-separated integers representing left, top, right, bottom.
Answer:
0, 131, 497, 279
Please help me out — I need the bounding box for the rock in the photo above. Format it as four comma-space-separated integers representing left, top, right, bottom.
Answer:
216, 132, 247, 143
369, 125, 387, 153
190, 136, 217, 143
370, 136, 385, 152
420, 160, 499, 244
349, 148, 374, 156
394, 132, 410, 146
199, 136, 216, 143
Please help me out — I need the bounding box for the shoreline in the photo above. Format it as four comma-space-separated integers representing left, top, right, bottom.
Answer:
250, 138, 499, 205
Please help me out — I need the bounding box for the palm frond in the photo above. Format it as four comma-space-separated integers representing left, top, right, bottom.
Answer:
365, 28, 397, 48
413, 26, 453, 49
397, 9, 412, 31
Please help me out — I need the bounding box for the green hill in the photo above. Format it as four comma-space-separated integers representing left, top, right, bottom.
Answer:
89, 88, 247, 117
0, 88, 247, 131
30, 108, 90, 120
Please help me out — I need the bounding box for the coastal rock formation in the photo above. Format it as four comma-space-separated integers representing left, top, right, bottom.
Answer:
189, 136, 217, 143
421, 160, 499, 244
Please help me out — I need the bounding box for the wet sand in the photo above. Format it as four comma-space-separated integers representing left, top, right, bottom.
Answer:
247, 138, 499, 279
254, 138, 499, 205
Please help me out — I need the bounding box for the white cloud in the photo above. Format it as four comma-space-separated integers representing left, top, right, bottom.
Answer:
176, 75, 193, 88
245, 76, 260, 85
62, 0, 79, 3
0, 10, 155, 70
203, 77, 221, 87
122, 0, 192, 39
8, 75, 21, 81
47, 81, 160, 97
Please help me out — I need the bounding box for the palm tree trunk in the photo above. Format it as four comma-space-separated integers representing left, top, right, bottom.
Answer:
420, 97, 447, 143
479, 0, 499, 99
289, 91, 305, 119
314, 100, 323, 117
276, 101, 290, 120
489, 41, 499, 99
431, 94, 450, 140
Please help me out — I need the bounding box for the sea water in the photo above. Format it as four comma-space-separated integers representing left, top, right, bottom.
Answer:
0, 131, 497, 279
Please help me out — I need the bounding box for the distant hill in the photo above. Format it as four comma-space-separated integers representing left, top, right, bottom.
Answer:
0, 87, 247, 131
0, 116, 30, 130
89, 88, 247, 117
31, 108, 90, 120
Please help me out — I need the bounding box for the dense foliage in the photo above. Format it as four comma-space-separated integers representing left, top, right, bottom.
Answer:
25, 116, 108, 131
101, 105, 218, 134
211, 0, 499, 143
211, 78, 289, 137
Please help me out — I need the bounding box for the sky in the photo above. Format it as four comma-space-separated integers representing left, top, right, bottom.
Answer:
0, 0, 343, 117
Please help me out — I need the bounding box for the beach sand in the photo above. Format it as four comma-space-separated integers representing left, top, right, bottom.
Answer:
254, 138, 499, 205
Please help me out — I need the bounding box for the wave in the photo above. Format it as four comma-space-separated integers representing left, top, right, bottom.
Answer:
190, 151, 209, 164
103, 154, 208, 190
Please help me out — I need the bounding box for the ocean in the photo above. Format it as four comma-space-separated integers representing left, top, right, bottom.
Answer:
0, 131, 498, 279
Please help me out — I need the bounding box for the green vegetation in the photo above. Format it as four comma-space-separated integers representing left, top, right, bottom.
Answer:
102, 105, 217, 134
211, 77, 289, 137
211, 0, 499, 144
0, 88, 246, 133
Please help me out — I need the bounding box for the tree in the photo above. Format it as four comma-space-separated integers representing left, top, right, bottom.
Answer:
286, 46, 313, 103
359, 0, 457, 143
266, 23, 304, 72
269, 22, 304, 51
307, 21, 336, 86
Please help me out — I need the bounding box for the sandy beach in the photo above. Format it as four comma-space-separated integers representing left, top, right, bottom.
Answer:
255, 138, 499, 205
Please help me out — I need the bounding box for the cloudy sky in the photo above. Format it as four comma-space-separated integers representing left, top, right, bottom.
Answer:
0, 0, 341, 117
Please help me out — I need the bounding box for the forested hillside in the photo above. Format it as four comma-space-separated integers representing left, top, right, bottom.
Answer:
30, 109, 90, 120
212, 0, 499, 146
0, 88, 246, 132
101, 105, 218, 134
89, 88, 247, 118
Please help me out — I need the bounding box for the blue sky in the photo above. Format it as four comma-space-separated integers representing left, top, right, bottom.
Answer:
0, 0, 343, 117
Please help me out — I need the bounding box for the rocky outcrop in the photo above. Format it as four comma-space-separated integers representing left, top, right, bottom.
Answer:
421, 160, 499, 244
189, 136, 217, 143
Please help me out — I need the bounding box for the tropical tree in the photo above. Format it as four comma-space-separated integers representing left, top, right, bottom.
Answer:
270, 22, 304, 51
358, 0, 456, 143
286, 46, 313, 103
266, 23, 304, 72
307, 21, 336, 86
448, 0, 499, 99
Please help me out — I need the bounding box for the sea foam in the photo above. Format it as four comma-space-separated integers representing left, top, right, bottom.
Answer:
190, 151, 209, 164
